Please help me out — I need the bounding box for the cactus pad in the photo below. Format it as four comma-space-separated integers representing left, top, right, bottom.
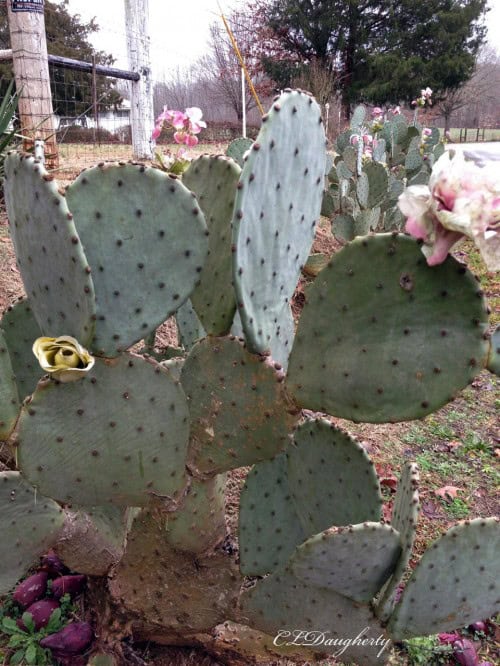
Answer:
389, 517, 500, 639
239, 453, 306, 575
166, 475, 227, 554
232, 90, 326, 359
183, 155, 240, 334
181, 336, 297, 475
176, 299, 206, 351
66, 163, 208, 356
0, 471, 64, 594
376, 463, 420, 621
1, 298, 43, 399
240, 566, 392, 666
3, 153, 96, 345
0, 328, 19, 439
290, 522, 402, 603
487, 325, 500, 376
287, 234, 489, 422
226, 137, 253, 167
17, 354, 189, 506
287, 420, 382, 533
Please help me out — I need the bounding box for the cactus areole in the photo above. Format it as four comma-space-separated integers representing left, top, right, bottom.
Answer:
0, 90, 498, 665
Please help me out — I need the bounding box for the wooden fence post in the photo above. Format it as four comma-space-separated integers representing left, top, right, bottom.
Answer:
124, 0, 154, 160
7, 0, 58, 167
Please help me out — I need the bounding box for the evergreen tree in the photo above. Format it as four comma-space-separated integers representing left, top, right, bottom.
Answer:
0, 0, 121, 117
250, 0, 488, 118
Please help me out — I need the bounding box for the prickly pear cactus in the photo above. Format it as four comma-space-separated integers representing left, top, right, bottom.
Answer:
232, 89, 326, 364
66, 163, 209, 356
0, 88, 498, 666
3, 153, 96, 345
0, 472, 64, 593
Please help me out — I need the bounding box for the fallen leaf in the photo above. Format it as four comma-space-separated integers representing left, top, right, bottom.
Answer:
445, 440, 462, 451
435, 485, 460, 501
421, 500, 444, 520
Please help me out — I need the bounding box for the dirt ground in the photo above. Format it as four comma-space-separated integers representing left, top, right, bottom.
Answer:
0, 147, 498, 666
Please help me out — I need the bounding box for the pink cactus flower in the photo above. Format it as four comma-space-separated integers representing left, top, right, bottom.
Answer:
371, 107, 383, 117
151, 106, 206, 144
398, 152, 500, 270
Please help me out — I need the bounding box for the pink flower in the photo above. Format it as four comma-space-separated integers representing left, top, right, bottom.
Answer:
152, 106, 206, 144
185, 107, 207, 134
422, 127, 432, 137
371, 107, 383, 117
398, 152, 500, 270
392, 106, 401, 114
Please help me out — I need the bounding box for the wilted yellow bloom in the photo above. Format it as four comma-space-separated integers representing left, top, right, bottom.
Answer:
32, 336, 95, 382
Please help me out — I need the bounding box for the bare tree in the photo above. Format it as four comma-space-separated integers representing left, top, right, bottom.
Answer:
436, 45, 500, 132
199, 11, 273, 122
153, 66, 204, 117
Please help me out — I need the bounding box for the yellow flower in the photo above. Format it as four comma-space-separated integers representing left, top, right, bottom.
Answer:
32, 336, 95, 383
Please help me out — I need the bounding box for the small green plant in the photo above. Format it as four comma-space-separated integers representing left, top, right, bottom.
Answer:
0, 593, 75, 665
442, 497, 470, 519
403, 635, 452, 665
1, 608, 62, 665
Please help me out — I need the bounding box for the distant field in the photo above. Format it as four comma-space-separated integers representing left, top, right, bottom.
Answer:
448, 128, 500, 142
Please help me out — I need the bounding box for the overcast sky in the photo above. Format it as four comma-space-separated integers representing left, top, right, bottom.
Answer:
59, 0, 500, 81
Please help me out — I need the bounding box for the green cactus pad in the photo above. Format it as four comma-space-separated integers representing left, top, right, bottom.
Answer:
226, 137, 253, 167
290, 522, 402, 603
232, 90, 326, 359
287, 420, 382, 533
321, 190, 335, 218
342, 146, 358, 173
487, 325, 500, 376
364, 162, 388, 207
336, 160, 354, 180
0, 328, 19, 439
303, 253, 329, 277
181, 336, 297, 475
376, 463, 420, 621
1, 298, 43, 399
373, 138, 387, 162
183, 155, 241, 334
350, 105, 366, 130
0, 471, 64, 594
405, 150, 423, 172
287, 234, 489, 422
388, 517, 500, 640
239, 453, 306, 575
66, 163, 209, 356
356, 171, 370, 208
240, 566, 392, 666
176, 299, 206, 351
165, 475, 227, 554
332, 214, 355, 242
17, 353, 189, 506
3, 153, 96, 345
